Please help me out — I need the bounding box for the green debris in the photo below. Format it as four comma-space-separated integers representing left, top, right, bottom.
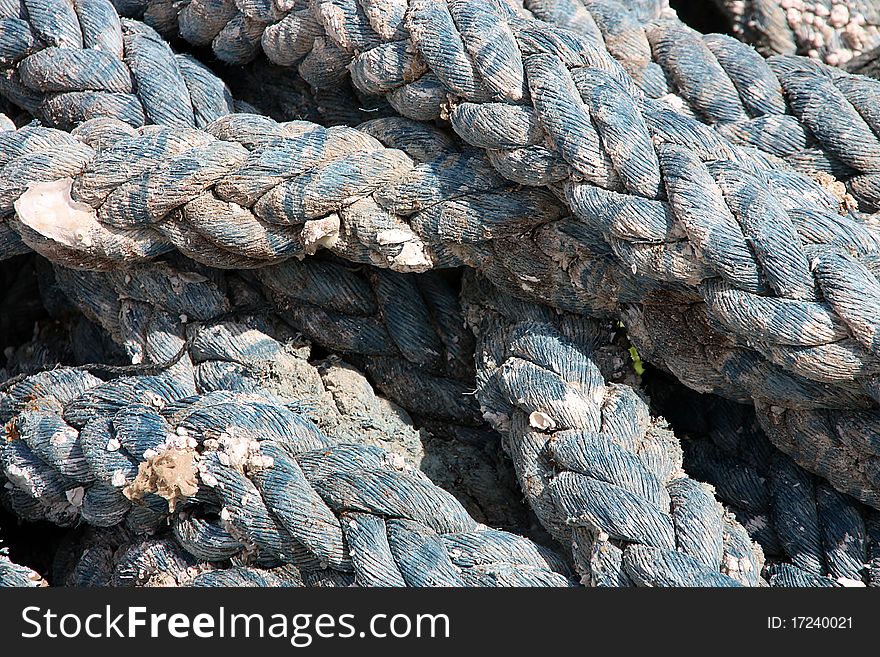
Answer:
628, 346, 645, 376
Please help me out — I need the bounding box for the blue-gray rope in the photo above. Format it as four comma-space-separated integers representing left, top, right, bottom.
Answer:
107, 0, 880, 199
461, 272, 765, 587
623, 299, 880, 510
0, 0, 235, 130
4, 254, 770, 587
651, 379, 880, 587
35, 256, 534, 535
5, 2, 871, 544
0, 367, 573, 586
4, 110, 880, 510
54, 526, 331, 586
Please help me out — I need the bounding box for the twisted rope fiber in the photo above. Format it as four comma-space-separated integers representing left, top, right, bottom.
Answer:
107, 0, 880, 195
10, 254, 534, 532
621, 294, 880, 510
0, 3, 844, 584
5, 2, 880, 536
51, 252, 486, 431
48, 233, 880, 582
710, 0, 880, 65
50, 256, 536, 532
7, 107, 880, 509
2, 110, 875, 410
5, 28, 874, 410
652, 379, 880, 587
0, 344, 572, 585
0, 0, 235, 131
3, 259, 767, 587
461, 272, 764, 587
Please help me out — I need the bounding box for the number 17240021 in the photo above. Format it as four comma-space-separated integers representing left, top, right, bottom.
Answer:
768, 617, 852, 629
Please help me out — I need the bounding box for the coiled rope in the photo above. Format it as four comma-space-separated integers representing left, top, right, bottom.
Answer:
4, 107, 880, 509
0, 104, 880, 504
27, 256, 533, 534
54, 526, 332, 586
0, 0, 235, 130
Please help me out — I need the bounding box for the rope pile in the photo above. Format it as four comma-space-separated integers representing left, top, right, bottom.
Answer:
0, 264, 571, 586
0, 0, 878, 588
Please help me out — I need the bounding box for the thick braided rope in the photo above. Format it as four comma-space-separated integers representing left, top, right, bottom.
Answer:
52, 253, 485, 430
106, 0, 880, 198
39, 256, 534, 533
0, 114, 579, 276
5, 111, 880, 413
5, 9, 880, 512
253, 258, 485, 428
461, 273, 764, 587
711, 0, 880, 65
0, 262, 572, 582
0, 369, 573, 586
0, 0, 235, 130
7, 112, 880, 509
622, 297, 880, 510
651, 379, 880, 587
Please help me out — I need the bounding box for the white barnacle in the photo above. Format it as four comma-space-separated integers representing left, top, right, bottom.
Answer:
106, 438, 121, 452
386, 452, 406, 470
376, 228, 412, 245
528, 411, 556, 431
50, 430, 72, 447
198, 468, 219, 488
301, 215, 340, 254
13, 178, 100, 249
65, 487, 85, 508
391, 241, 432, 271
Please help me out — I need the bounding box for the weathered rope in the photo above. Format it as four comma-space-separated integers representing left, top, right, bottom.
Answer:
5, 109, 880, 508
252, 259, 483, 428
6, 1, 880, 532
54, 526, 345, 586
461, 272, 764, 587
711, 0, 880, 65
0, 0, 235, 130
0, 367, 574, 586
651, 378, 880, 587
623, 298, 880, 510
106, 0, 880, 194
222, 59, 400, 127
34, 256, 534, 534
